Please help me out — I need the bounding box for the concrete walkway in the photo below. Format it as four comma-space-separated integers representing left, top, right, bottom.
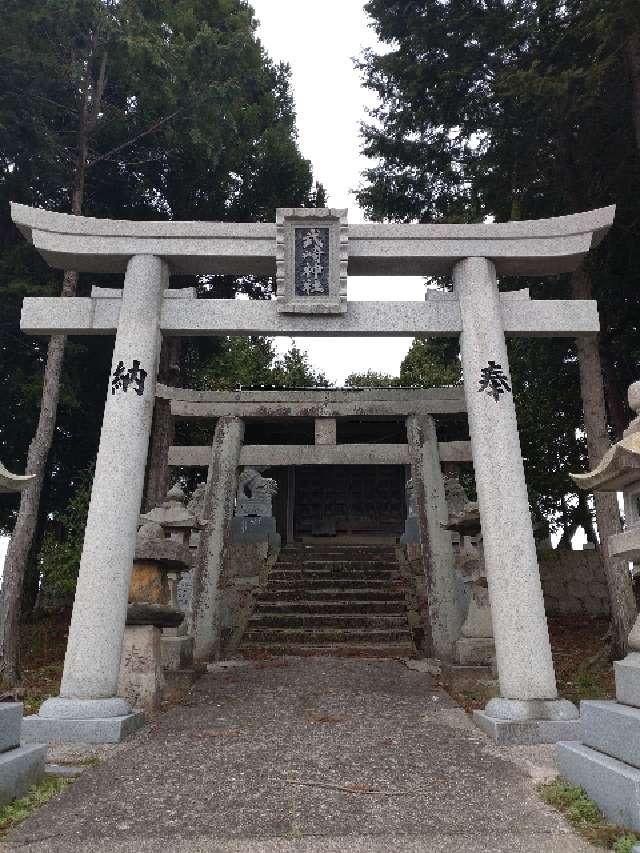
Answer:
3, 658, 596, 853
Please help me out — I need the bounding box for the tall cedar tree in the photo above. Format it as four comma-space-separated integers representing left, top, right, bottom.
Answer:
0, 0, 318, 683
359, 0, 640, 652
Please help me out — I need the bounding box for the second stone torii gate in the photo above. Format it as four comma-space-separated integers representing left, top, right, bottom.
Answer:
159, 384, 473, 661
12, 202, 614, 742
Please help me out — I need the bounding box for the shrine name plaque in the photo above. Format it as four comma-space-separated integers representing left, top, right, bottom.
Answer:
276, 208, 348, 314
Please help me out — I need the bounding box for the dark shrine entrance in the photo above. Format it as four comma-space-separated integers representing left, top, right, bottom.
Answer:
293, 465, 406, 539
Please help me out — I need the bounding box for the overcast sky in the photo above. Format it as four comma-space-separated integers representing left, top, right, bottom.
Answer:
249, 0, 426, 384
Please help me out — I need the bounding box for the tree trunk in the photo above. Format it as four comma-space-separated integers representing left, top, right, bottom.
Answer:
143, 338, 182, 512
600, 342, 628, 441
573, 266, 637, 656
0, 36, 107, 684
0, 273, 77, 684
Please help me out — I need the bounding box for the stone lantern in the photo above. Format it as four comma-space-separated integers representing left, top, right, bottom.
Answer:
118, 484, 199, 711
444, 502, 495, 670
556, 379, 640, 830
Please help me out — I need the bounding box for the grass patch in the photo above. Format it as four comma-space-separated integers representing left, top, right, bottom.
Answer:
0, 776, 70, 838
539, 780, 639, 850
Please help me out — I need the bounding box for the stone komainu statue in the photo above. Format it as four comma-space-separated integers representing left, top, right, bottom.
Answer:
236, 467, 277, 518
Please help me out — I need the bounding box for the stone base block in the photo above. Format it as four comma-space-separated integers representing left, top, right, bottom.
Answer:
474, 710, 581, 745
0, 703, 22, 753
118, 625, 164, 712
582, 701, 640, 769
456, 636, 495, 666
440, 663, 495, 693
20, 712, 144, 745
161, 635, 194, 671
0, 745, 47, 805
615, 654, 640, 708
162, 668, 202, 702
557, 741, 640, 832
231, 516, 275, 544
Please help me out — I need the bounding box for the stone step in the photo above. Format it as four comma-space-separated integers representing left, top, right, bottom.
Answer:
280, 552, 398, 561
239, 642, 415, 658
0, 744, 47, 807
276, 561, 399, 571
247, 614, 408, 630
266, 579, 403, 591
254, 601, 406, 615
581, 701, 640, 769
557, 740, 640, 832
240, 628, 412, 644
257, 589, 405, 603
268, 570, 399, 582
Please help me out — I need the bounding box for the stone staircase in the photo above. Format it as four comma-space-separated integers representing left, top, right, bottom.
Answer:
239, 543, 416, 657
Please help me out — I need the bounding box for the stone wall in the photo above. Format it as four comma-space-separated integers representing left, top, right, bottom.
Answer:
539, 548, 609, 617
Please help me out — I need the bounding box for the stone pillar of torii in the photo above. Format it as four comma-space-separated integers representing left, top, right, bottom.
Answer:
11, 202, 614, 743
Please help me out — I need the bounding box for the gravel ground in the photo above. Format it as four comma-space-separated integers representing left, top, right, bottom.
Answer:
2, 657, 597, 853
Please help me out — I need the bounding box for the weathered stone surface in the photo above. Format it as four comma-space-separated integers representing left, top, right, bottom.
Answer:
12, 201, 615, 276
484, 697, 578, 722
474, 712, 580, 745
581, 701, 640, 769
276, 208, 347, 314
39, 698, 131, 719
454, 256, 557, 703
557, 741, 640, 831
231, 516, 276, 544
0, 744, 46, 805
314, 418, 336, 445
456, 637, 495, 666
118, 626, 164, 712
128, 562, 169, 605
57, 254, 167, 703
21, 713, 144, 745
133, 540, 192, 571
160, 635, 194, 672
440, 663, 495, 693
0, 703, 22, 753
126, 604, 184, 629
191, 417, 244, 660
406, 415, 460, 660
0, 461, 34, 493
615, 653, 640, 707
22, 294, 603, 339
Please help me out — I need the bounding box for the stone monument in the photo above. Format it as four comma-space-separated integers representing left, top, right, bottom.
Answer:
557, 380, 640, 830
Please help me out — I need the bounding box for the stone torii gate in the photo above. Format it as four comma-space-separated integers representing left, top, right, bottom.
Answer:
11, 202, 614, 742
159, 384, 473, 660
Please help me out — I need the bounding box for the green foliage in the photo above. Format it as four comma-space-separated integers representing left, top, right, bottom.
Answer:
196, 337, 328, 390
399, 339, 461, 388
0, 0, 318, 560
359, 0, 640, 534
38, 467, 94, 596
344, 370, 400, 387
0, 776, 69, 837
539, 780, 639, 849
